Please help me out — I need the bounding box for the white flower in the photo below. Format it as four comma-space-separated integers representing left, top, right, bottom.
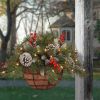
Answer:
41, 55, 46, 60
36, 45, 40, 48
19, 52, 32, 67
55, 44, 60, 49
61, 43, 67, 49
54, 38, 59, 44
32, 58, 36, 63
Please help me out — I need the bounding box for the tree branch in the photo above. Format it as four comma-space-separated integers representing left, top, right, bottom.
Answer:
24, 1, 35, 6
21, 13, 28, 36
16, 8, 28, 17
11, 4, 19, 14
16, 16, 26, 31
16, 2, 40, 17
29, 14, 34, 32
11, 0, 26, 14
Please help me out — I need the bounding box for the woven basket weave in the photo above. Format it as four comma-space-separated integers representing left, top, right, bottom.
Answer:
23, 68, 62, 90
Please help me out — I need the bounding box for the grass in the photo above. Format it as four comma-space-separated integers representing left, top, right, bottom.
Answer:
93, 88, 100, 100
62, 72, 74, 80
0, 87, 99, 100
0, 87, 75, 100
93, 72, 100, 80
62, 72, 100, 80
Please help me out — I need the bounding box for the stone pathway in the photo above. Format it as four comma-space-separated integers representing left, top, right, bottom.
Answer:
0, 80, 100, 88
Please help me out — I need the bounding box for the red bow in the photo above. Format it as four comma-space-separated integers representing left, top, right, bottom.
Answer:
49, 58, 61, 72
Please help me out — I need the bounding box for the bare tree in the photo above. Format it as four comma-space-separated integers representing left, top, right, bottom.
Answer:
0, 0, 37, 66
0, 0, 75, 67
0, 0, 13, 65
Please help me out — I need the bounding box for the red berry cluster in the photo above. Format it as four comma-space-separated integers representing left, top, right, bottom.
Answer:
29, 32, 37, 47
49, 58, 61, 73
59, 32, 66, 43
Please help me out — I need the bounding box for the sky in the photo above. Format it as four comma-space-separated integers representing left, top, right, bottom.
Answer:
0, 0, 63, 43
0, 14, 59, 43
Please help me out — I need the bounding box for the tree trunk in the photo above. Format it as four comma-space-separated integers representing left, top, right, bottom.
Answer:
8, 13, 16, 55
0, 39, 7, 62
75, 0, 93, 100
0, 0, 12, 65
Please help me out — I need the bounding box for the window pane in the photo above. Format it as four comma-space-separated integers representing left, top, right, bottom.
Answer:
67, 31, 70, 41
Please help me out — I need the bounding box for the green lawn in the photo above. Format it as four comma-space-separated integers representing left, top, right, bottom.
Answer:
62, 72, 74, 80
93, 88, 100, 100
93, 72, 100, 80
0, 87, 99, 100
62, 72, 100, 80
0, 87, 75, 100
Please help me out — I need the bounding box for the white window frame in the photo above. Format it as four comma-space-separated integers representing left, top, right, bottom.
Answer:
61, 28, 72, 42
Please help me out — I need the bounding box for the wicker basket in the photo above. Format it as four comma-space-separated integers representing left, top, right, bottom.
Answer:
23, 68, 62, 90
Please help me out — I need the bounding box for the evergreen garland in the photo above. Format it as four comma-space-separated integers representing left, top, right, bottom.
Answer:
5, 32, 86, 80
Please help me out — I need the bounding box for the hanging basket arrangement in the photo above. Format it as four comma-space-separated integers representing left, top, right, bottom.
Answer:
7, 32, 86, 90
18, 32, 65, 89
6, 1, 86, 90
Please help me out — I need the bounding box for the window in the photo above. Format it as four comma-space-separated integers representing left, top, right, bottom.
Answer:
62, 30, 71, 41
66, 30, 70, 41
